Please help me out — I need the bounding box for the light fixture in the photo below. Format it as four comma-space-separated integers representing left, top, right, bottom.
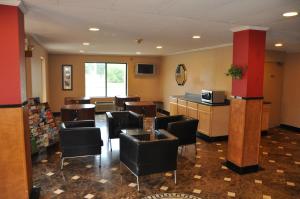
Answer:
192, 35, 201, 39
82, 42, 90, 46
136, 51, 141, 55
79, 50, 85, 53
283, 11, 298, 17
89, 27, 100, 31
275, 43, 283, 47
156, 46, 163, 49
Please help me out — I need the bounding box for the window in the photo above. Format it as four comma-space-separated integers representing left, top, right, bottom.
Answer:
85, 62, 127, 97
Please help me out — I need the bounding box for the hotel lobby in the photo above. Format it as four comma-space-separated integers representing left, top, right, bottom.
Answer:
0, 0, 300, 199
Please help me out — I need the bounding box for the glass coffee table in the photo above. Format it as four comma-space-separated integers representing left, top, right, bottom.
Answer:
121, 128, 169, 141
121, 129, 152, 141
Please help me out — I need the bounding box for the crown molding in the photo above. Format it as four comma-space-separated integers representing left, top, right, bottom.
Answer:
167, 43, 233, 56
231, 26, 269, 32
0, 0, 27, 13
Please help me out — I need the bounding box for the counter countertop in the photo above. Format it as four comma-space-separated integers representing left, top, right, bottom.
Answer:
170, 95, 230, 106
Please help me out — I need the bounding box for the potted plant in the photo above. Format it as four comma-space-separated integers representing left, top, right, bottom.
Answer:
226, 64, 246, 79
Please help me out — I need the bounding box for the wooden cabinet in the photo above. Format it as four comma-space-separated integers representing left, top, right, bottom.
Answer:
177, 99, 187, 115
169, 96, 229, 138
169, 96, 270, 138
187, 101, 198, 119
210, 106, 230, 137
197, 105, 229, 137
169, 97, 178, 115
261, 103, 271, 131
198, 109, 211, 135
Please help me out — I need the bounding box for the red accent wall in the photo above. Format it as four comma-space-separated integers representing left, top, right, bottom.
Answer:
0, 5, 25, 105
232, 30, 266, 98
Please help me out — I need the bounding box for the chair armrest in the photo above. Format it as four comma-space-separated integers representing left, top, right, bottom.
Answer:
128, 111, 143, 128
120, 133, 139, 165
154, 115, 184, 130
167, 119, 199, 145
64, 120, 95, 128
106, 112, 114, 136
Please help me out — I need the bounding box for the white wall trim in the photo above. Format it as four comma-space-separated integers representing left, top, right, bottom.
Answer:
166, 43, 233, 56
0, 0, 21, 6
0, 0, 27, 13
231, 26, 269, 32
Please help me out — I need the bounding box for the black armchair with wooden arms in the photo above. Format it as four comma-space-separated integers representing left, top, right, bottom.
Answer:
120, 129, 178, 191
106, 111, 143, 151
59, 120, 103, 169
154, 115, 199, 153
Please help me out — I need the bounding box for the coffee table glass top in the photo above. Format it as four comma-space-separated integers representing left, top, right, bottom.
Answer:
121, 129, 167, 141
121, 128, 151, 136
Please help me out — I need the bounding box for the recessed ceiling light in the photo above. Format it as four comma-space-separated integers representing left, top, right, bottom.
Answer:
275, 43, 283, 47
283, 11, 298, 17
192, 35, 201, 39
82, 42, 90, 46
156, 46, 163, 49
79, 50, 84, 53
89, 27, 100, 31
136, 51, 141, 55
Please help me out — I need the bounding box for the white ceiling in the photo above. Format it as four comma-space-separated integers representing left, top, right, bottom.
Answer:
19, 0, 300, 55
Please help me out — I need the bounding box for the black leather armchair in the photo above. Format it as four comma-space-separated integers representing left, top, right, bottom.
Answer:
120, 129, 178, 191
106, 111, 143, 151
59, 120, 103, 169
154, 115, 199, 152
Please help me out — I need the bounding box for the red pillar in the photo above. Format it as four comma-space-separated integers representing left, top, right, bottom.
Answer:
0, 4, 32, 199
231, 29, 266, 97
226, 27, 267, 174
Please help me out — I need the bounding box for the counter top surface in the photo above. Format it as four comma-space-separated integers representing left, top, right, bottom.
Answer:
170, 95, 230, 106
170, 93, 270, 106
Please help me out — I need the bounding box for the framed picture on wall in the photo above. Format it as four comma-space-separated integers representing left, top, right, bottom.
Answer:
62, 65, 72, 90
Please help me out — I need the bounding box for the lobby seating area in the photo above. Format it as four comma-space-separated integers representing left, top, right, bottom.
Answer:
30, 114, 300, 198
1, 1, 300, 199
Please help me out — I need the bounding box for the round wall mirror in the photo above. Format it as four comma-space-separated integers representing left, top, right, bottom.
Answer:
175, 64, 187, 86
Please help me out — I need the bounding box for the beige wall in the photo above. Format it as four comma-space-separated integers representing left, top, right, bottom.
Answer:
263, 51, 285, 127
26, 36, 49, 102
281, 53, 300, 128
160, 46, 233, 111
48, 54, 161, 112
159, 46, 286, 127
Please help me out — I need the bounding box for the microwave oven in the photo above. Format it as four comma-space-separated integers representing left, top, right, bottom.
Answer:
201, 90, 225, 104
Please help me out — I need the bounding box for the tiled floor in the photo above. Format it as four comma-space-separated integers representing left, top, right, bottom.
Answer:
32, 114, 300, 199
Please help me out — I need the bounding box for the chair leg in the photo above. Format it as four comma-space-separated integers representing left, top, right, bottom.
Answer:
174, 170, 177, 184
99, 155, 101, 168
195, 143, 197, 155
137, 176, 140, 192
109, 139, 112, 152
60, 157, 64, 170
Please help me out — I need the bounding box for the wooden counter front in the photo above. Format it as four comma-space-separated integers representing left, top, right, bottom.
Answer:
61, 104, 95, 122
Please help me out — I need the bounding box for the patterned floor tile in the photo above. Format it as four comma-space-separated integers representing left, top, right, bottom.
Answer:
53, 189, 64, 195
193, 189, 202, 194
254, 179, 262, 184
227, 191, 236, 197
160, 186, 168, 191
84, 193, 95, 199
